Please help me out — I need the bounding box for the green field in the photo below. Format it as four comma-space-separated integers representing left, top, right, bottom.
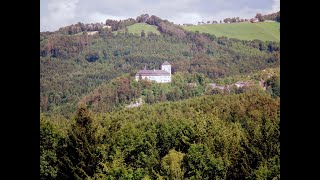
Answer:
183, 22, 280, 41
115, 23, 161, 35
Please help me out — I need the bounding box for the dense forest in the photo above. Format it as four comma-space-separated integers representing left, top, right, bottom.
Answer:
40, 13, 280, 179
41, 92, 280, 179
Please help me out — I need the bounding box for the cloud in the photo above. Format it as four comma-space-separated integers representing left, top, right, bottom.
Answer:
170, 13, 203, 25
271, 0, 280, 13
40, 0, 280, 32
87, 12, 129, 24
41, 0, 79, 31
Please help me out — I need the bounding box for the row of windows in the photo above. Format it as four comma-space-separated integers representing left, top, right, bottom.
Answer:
135, 76, 171, 82
145, 76, 170, 79
146, 76, 171, 82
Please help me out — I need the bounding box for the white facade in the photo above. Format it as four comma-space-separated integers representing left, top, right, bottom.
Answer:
161, 64, 171, 75
135, 61, 172, 83
135, 74, 171, 83
234, 81, 250, 88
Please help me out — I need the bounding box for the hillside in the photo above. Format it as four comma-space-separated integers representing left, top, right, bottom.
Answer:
115, 23, 161, 35
182, 22, 280, 41
40, 14, 280, 117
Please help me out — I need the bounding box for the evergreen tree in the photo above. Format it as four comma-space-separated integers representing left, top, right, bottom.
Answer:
40, 116, 61, 180
59, 106, 104, 179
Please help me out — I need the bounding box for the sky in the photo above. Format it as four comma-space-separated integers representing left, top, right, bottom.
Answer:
40, 0, 280, 32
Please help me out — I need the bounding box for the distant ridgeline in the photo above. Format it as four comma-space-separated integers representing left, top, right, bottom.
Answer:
49, 11, 279, 36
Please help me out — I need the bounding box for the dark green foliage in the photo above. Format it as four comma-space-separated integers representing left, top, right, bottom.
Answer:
57, 22, 107, 35
184, 144, 226, 179
141, 30, 145, 37
41, 92, 280, 179
136, 14, 150, 23
255, 13, 265, 22
262, 11, 280, 22
58, 107, 105, 179
97, 18, 137, 32
222, 17, 247, 23
276, 14, 280, 22
85, 51, 100, 62
40, 116, 61, 180
266, 75, 280, 98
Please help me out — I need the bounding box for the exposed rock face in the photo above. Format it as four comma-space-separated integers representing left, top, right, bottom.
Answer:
127, 97, 143, 108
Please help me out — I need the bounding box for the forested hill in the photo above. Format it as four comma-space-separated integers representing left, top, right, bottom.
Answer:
40, 13, 280, 117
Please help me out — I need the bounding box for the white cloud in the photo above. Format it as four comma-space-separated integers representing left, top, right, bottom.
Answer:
271, 0, 280, 13
170, 13, 202, 25
87, 12, 129, 24
41, 0, 79, 31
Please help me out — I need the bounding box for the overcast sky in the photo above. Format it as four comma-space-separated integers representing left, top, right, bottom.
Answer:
40, 0, 280, 32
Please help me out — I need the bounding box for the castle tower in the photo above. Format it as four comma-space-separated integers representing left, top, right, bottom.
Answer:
161, 61, 171, 74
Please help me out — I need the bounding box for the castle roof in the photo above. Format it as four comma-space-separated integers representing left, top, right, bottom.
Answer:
162, 61, 171, 65
136, 70, 170, 76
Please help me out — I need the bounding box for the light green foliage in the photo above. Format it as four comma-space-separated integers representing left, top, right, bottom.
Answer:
183, 22, 280, 41
115, 23, 161, 35
161, 150, 185, 180
254, 156, 280, 180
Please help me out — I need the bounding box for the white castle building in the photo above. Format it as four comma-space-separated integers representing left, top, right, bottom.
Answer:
135, 61, 171, 83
